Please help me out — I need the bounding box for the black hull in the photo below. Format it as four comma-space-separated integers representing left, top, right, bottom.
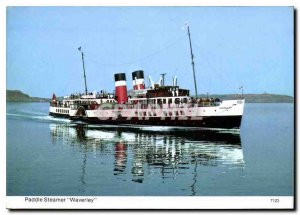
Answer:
70, 115, 242, 129
49, 112, 70, 118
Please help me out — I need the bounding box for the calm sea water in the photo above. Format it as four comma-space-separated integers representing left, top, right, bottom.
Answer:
6, 102, 294, 196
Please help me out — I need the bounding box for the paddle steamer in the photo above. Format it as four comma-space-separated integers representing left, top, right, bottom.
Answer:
49, 25, 244, 129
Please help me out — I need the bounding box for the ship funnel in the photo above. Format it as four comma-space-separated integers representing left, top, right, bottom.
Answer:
132, 70, 145, 90
114, 73, 128, 104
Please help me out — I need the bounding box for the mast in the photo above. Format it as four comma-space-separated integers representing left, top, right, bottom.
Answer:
187, 24, 198, 99
240, 86, 244, 98
78, 47, 88, 95
160, 73, 166, 86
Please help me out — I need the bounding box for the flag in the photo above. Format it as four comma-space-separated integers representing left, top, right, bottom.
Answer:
239, 86, 243, 90
78, 46, 81, 51
52, 93, 56, 101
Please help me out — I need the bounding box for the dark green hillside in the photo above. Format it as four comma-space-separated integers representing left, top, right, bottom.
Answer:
7, 89, 293, 103
6, 90, 50, 102
198, 93, 294, 103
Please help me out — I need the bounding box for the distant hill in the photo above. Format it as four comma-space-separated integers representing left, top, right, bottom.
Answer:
197, 93, 294, 103
6, 90, 293, 103
6, 90, 50, 102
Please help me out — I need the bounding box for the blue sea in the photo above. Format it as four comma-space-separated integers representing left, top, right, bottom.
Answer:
6, 102, 294, 196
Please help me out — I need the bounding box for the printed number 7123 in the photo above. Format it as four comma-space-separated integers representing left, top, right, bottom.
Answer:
270, 198, 280, 203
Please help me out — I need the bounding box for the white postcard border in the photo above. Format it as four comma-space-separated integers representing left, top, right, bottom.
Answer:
6, 196, 294, 209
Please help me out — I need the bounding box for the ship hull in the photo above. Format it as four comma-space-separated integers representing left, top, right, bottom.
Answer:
70, 115, 243, 129
49, 112, 70, 118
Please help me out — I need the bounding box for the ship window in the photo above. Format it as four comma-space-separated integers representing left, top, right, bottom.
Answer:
153, 100, 156, 104
143, 112, 146, 116
180, 111, 185, 115
168, 98, 172, 104
157, 99, 162, 104
163, 99, 166, 104
183, 98, 188, 103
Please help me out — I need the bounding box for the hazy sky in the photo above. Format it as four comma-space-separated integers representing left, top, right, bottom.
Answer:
6, 7, 294, 97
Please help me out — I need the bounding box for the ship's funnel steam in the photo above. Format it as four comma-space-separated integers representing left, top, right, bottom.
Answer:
114, 73, 128, 104
132, 70, 145, 90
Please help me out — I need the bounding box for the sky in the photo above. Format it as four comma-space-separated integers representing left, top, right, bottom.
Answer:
6, 7, 294, 97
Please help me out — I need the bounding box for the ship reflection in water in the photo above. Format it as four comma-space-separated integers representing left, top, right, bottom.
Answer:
50, 124, 244, 188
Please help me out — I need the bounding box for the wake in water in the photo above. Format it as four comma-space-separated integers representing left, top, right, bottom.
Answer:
6, 113, 71, 123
